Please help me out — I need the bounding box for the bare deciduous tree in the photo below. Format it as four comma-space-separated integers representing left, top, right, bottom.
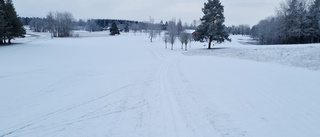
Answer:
47, 11, 55, 38
148, 17, 157, 42
47, 11, 74, 37
85, 20, 101, 32
163, 34, 169, 48
179, 32, 189, 51
166, 20, 178, 50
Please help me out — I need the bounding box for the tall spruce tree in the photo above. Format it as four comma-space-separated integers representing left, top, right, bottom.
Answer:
0, 0, 7, 44
4, 0, 25, 44
194, 0, 230, 49
110, 22, 120, 35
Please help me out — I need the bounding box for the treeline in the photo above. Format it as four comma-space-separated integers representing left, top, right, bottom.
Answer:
251, 0, 320, 44
22, 12, 74, 37
0, 0, 25, 45
21, 16, 149, 33
226, 25, 251, 35
20, 17, 144, 32
21, 16, 199, 35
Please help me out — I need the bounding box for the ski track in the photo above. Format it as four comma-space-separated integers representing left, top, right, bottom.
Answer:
142, 45, 221, 137
0, 82, 137, 136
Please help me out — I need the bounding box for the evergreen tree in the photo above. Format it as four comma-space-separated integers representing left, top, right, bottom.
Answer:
4, 0, 25, 44
110, 22, 120, 35
0, 0, 7, 44
194, 0, 230, 49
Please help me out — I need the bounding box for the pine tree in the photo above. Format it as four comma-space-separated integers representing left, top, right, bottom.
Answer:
194, 0, 230, 49
110, 22, 120, 35
0, 0, 7, 44
4, 0, 25, 44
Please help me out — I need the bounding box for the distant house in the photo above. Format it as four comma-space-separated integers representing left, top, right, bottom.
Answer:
102, 27, 110, 31
184, 29, 196, 35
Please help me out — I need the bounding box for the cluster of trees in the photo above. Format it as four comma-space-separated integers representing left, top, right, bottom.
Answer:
25, 18, 99, 33
251, 0, 320, 44
81, 19, 141, 33
46, 11, 74, 37
22, 14, 200, 40
226, 24, 251, 35
0, 0, 25, 44
145, 17, 193, 50
20, 12, 74, 37
164, 19, 192, 50
151, 0, 230, 50
23, 16, 149, 35
137, 18, 200, 39
29, 18, 48, 32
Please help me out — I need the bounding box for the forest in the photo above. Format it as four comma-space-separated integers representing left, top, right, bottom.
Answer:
251, 0, 320, 45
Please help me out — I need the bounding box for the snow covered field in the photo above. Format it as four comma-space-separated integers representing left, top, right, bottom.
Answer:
1, 32, 320, 137
185, 35, 320, 70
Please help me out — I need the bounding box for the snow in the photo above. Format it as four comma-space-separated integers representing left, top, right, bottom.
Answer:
1, 32, 320, 137
185, 35, 320, 70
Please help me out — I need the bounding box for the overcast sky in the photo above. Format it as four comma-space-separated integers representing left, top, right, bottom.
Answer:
14, 0, 282, 26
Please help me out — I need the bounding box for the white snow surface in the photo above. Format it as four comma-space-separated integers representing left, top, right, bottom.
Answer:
1, 32, 320, 137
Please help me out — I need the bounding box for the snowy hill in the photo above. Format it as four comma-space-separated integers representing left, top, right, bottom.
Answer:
1, 32, 320, 137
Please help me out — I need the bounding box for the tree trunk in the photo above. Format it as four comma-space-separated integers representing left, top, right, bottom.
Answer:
171, 44, 173, 50
185, 43, 187, 51
8, 39, 11, 44
208, 36, 213, 49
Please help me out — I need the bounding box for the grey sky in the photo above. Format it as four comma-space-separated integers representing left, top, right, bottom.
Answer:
14, 0, 282, 26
